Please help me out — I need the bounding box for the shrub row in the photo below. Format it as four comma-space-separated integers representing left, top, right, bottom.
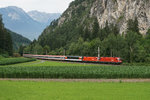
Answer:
0, 57, 36, 65
0, 66, 150, 78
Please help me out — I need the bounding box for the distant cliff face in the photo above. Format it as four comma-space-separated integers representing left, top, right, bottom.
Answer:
58, 0, 150, 35
91, 0, 150, 35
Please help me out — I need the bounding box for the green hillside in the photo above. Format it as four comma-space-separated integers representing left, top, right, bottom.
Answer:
24, 0, 150, 63
7, 30, 31, 50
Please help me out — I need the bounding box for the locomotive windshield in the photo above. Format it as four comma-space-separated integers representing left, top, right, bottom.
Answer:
117, 58, 121, 61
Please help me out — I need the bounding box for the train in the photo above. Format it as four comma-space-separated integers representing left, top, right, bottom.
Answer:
23, 54, 122, 64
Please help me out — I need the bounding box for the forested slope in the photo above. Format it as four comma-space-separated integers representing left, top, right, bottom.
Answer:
0, 15, 13, 56
8, 30, 31, 50
25, 0, 150, 63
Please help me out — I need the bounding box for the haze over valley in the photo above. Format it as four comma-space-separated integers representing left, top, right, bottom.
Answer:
0, 6, 61, 40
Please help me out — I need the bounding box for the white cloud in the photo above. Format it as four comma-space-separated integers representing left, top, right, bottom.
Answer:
0, 0, 74, 13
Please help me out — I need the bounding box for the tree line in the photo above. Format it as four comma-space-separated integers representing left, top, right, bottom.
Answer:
0, 15, 13, 57
0, 15, 32, 57
24, 17, 150, 63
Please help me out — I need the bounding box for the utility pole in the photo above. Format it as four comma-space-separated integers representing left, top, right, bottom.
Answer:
98, 47, 100, 60
64, 49, 66, 56
22, 49, 24, 56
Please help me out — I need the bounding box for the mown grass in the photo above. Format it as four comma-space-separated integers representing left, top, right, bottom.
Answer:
0, 57, 36, 65
11, 60, 43, 66
0, 80, 150, 100
13, 60, 115, 67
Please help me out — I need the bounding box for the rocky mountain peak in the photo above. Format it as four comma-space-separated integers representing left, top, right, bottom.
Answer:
91, 0, 150, 35
58, 0, 150, 35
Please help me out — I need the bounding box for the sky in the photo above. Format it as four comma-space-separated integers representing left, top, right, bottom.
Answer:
0, 0, 74, 13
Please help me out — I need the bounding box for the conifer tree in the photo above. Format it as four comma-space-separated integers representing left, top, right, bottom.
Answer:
91, 18, 99, 39
0, 15, 13, 56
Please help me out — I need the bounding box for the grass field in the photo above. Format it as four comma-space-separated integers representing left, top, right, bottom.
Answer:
0, 59, 150, 100
12, 60, 108, 67
0, 57, 36, 65
0, 80, 150, 100
1, 60, 150, 79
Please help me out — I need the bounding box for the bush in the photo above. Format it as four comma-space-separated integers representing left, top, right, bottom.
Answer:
13, 53, 21, 57
0, 55, 4, 60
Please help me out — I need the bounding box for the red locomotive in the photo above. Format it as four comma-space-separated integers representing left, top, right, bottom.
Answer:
24, 54, 122, 64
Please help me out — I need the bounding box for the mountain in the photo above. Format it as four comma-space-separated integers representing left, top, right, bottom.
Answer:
0, 6, 60, 40
7, 29, 31, 50
57, 0, 150, 35
0, 6, 44, 40
28, 10, 60, 26
38, 0, 150, 47
90, 0, 150, 35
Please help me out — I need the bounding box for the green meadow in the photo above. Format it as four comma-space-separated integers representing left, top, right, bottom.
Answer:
0, 80, 150, 100
11, 59, 108, 67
